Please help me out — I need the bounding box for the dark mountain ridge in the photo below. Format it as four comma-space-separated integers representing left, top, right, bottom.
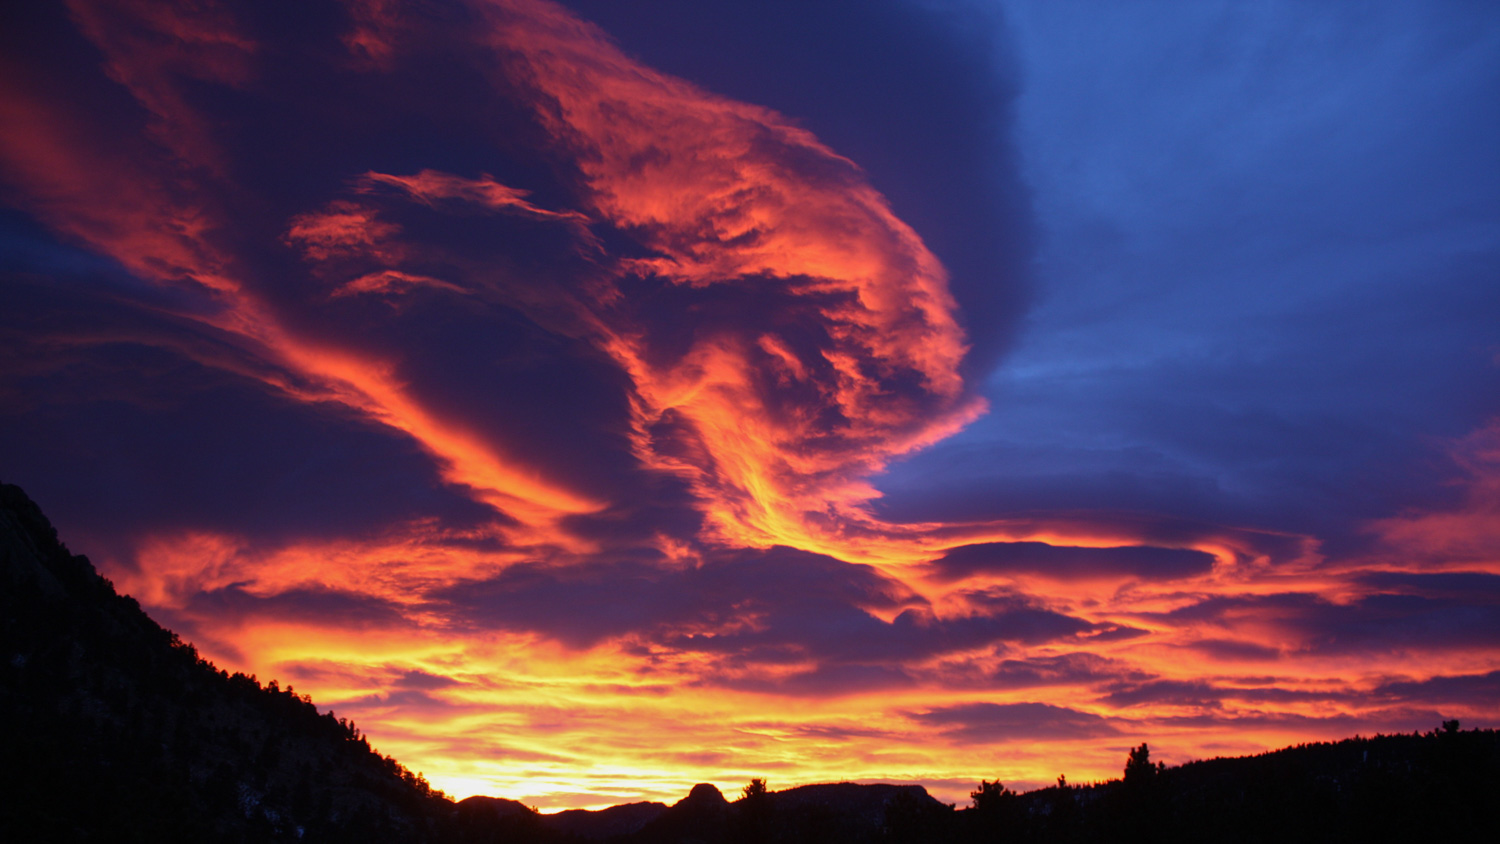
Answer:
1, 482, 451, 842
2, 481, 1496, 842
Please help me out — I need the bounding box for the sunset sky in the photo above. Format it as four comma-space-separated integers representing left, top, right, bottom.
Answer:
2, 0, 1498, 810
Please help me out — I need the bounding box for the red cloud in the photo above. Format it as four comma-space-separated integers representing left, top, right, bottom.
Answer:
358, 169, 590, 225
460, 0, 987, 557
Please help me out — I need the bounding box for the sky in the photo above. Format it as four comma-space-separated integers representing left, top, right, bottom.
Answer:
2, 0, 1498, 810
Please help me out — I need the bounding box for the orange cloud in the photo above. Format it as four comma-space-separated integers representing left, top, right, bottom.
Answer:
2, 2, 604, 540
358, 169, 591, 225
1370, 420, 1500, 569
63, 0, 256, 175
458, 0, 989, 561
286, 201, 403, 263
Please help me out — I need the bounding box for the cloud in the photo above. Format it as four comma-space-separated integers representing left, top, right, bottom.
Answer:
1100, 679, 1225, 710
286, 201, 403, 263
989, 653, 1149, 689
932, 541, 1216, 582
187, 585, 416, 628
475, 1, 993, 557
1372, 671, 1500, 708
722, 663, 918, 698
1, 0, 1009, 568
1356, 571, 1500, 602
357, 169, 591, 225
436, 546, 1096, 669
436, 547, 910, 649
1370, 421, 1500, 565
1095, 678, 1357, 710
907, 702, 1118, 743
1151, 590, 1500, 656
556, 0, 1034, 378
1181, 638, 1284, 662
1150, 709, 1448, 736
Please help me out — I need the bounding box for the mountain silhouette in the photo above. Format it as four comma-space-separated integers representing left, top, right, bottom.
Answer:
0, 482, 453, 842
547, 801, 669, 840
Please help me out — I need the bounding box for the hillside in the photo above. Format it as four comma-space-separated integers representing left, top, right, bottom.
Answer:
955, 728, 1500, 844
2, 481, 1497, 843
0, 482, 457, 842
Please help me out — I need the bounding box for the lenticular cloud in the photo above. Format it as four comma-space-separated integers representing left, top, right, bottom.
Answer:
3, 0, 985, 559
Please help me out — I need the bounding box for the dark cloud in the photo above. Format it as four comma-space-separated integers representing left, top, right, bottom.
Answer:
990, 653, 1149, 689
278, 661, 463, 693
1152, 709, 1450, 737
721, 663, 917, 698
907, 701, 1117, 743
1356, 571, 1500, 602
148, 584, 418, 667
1153, 590, 1500, 655
1101, 680, 1223, 710
1372, 671, 1500, 706
1182, 638, 1284, 661
186, 585, 414, 629
0, 310, 495, 553
933, 541, 1215, 582
438, 546, 1096, 667
436, 547, 907, 651
346, 688, 477, 716
671, 601, 1098, 677
1099, 679, 1353, 710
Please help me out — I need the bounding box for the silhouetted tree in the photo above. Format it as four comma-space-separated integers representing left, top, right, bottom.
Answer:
969, 779, 1018, 842
742, 777, 769, 801
1123, 743, 1164, 785
970, 779, 1013, 812
1118, 743, 1170, 844
737, 777, 772, 843
1042, 776, 1081, 843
